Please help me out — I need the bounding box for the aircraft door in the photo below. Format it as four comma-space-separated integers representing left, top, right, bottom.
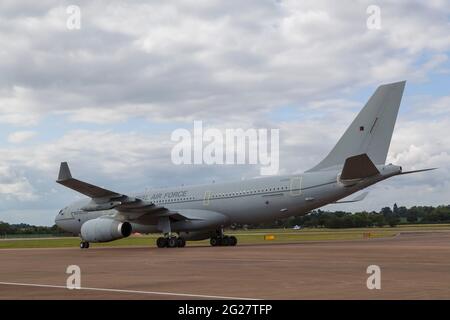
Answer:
203, 191, 211, 206
290, 176, 302, 196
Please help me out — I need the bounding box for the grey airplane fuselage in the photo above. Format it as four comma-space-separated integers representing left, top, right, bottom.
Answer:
55, 164, 401, 236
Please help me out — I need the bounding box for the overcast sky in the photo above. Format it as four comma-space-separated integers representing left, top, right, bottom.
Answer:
1, 0, 449, 225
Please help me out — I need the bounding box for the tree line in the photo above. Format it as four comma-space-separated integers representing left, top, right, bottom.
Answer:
251, 204, 450, 229
1, 204, 450, 235
0, 222, 69, 236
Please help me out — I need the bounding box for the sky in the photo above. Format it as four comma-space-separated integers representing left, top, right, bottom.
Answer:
0, 0, 449, 226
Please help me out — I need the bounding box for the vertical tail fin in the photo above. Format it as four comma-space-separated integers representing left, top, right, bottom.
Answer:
307, 81, 406, 172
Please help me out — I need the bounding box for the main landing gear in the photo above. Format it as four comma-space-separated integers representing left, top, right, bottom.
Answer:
210, 235, 237, 246
210, 229, 238, 247
156, 236, 186, 248
156, 217, 185, 248
80, 241, 90, 249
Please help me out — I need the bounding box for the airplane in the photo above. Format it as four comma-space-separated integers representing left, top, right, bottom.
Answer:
55, 81, 435, 249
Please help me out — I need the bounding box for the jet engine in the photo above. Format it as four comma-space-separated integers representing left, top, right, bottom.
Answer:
80, 218, 132, 242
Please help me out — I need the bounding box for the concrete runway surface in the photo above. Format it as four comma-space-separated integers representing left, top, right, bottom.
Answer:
0, 232, 449, 299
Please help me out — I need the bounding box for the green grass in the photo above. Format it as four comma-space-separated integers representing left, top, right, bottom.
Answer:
3, 223, 449, 249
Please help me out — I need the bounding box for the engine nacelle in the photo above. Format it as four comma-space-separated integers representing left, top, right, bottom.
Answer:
80, 218, 132, 243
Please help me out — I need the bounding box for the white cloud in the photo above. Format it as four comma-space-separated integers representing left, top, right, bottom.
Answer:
0, 0, 449, 125
0, 1, 449, 224
424, 95, 450, 115
0, 87, 41, 126
0, 165, 37, 201
7, 130, 37, 143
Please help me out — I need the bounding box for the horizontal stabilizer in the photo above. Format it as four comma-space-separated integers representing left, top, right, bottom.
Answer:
334, 191, 369, 204
340, 154, 379, 180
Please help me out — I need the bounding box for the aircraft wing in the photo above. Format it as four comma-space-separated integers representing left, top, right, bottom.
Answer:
57, 163, 230, 224
57, 162, 121, 198
56, 162, 168, 217
56, 162, 234, 229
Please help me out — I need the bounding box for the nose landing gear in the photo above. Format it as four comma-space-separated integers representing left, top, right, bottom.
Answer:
80, 241, 90, 249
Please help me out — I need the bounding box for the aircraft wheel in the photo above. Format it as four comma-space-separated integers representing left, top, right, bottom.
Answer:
168, 237, 178, 248
210, 237, 219, 246
221, 236, 230, 246
177, 237, 186, 247
156, 237, 167, 248
80, 241, 89, 249
229, 236, 237, 246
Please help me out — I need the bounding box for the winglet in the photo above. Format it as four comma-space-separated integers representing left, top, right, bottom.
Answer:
57, 162, 72, 181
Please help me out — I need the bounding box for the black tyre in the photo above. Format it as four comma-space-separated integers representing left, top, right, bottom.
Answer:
156, 237, 167, 248
210, 237, 219, 246
177, 238, 186, 247
80, 241, 89, 249
168, 237, 178, 248
222, 236, 230, 246
229, 236, 237, 246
